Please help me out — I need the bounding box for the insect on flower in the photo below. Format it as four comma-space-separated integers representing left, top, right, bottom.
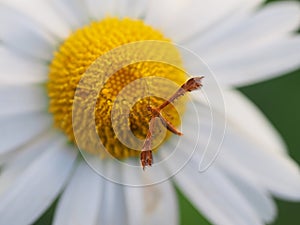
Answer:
141, 76, 204, 170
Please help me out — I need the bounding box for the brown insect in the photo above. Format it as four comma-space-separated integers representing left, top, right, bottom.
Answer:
140, 76, 204, 170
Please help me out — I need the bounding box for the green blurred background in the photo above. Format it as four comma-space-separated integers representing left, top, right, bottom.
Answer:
34, 0, 300, 224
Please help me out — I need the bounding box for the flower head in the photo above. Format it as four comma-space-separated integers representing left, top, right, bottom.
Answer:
0, 0, 300, 225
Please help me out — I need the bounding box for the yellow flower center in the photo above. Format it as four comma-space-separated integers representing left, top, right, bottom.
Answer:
48, 17, 187, 159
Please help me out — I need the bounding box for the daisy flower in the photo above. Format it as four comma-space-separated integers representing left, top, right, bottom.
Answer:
1, 0, 300, 225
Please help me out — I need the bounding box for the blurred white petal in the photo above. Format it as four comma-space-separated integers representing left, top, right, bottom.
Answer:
0, 113, 51, 156
193, 1, 300, 61
0, 46, 48, 85
50, 0, 90, 30
162, 90, 300, 223
123, 166, 178, 225
0, 0, 71, 39
114, 0, 147, 19
184, 0, 263, 49
209, 36, 300, 86
161, 149, 263, 225
145, 0, 263, 43
0, 132, 64, 193
188, 1, 300, 86
84, 0, 147, 20
179, 119, 278, 224
217, 155, 277, 223
220, 128, 300, 200
0, 85, 48, 117
194, 89, 287, 154
0, 4, 57, 61
98, 163, 126, 225
194, 89, 300, 199
83, 0, 115, 20
53, 161, 103, 225
0, 142, 77, 225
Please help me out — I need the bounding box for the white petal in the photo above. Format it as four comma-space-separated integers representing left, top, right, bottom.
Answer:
98, 162, 126, 225
84, 0, 115, 20
195, 89, 287, 154
145, 0, 263, 43
0, 112, 52, 156
84, 0, 147, 21
191, 1, 300, 62
0, 141, 78, 225
162, 150, 262, 225
163, 92, 300, 222
0, 132, 64, 193
217, 154, 277, 223
185, 0, 263, 50
0, 46, 48, 85
176, 128, 277, 224
1, 0, 71, 39
53, 161, 103, 225
0, 4, 57, 61
177, 116, 277, 224
0, 85, 48, 117
192, 90, 300, 199
178, 94, 226, 171
209, 36, 300, 86
220, 128, 300, 200
114, 0, 147, 19
50, 0, 90, 30
187, 1, 300, 86
123, 166, 179, 225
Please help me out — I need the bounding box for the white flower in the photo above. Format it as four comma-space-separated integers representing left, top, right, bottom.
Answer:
1, 0, 300, 225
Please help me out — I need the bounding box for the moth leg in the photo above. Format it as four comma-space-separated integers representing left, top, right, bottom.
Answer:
140, 117, 156, 170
